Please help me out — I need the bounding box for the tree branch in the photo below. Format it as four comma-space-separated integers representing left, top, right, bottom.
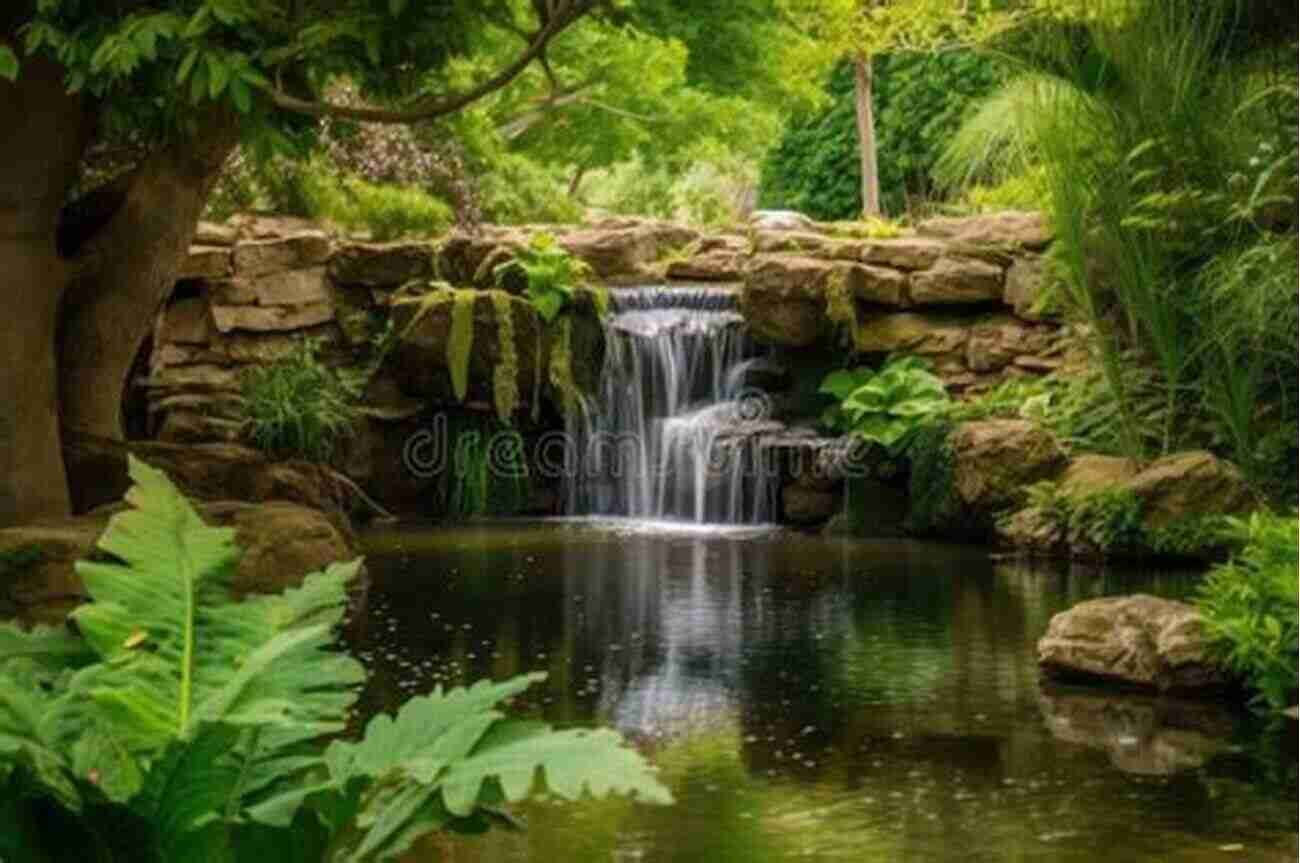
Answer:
265, 0, 597, 124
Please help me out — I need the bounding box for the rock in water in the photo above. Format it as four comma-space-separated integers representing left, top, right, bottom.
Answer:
1037, 594, 1231, 694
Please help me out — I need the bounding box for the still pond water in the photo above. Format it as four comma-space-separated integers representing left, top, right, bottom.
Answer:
352, 520, 1297, 863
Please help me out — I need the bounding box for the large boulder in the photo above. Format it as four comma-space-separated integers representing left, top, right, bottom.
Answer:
949, 420, 1067, 514
1038, 595, 1232, 693
63, 434, 362, 517
1120, 451, 1254, 527
0, 502, 363, 624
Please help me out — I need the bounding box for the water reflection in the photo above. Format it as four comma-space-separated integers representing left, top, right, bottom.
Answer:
353, 522, 1297, 863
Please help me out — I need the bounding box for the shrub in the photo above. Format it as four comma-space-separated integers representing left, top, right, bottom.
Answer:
818, 356, 951, 454
494, 233, 592, 323
0, 459, 672, 860
239, 338, 358, 463
1196, 513, 1299, 712
297, 166, 453, 240
1021, 481, 1232, 560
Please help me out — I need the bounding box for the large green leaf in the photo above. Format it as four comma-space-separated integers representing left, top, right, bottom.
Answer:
316, 673, 672, 861
65, 458, 364, 764
439, 720, 675, 815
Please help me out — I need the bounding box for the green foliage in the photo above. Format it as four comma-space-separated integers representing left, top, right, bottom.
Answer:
438, 415, 530, 519
1196, 513, 1299, 712
298, 167, 453, 241
489, 292, 520, 424
904, 419, 958, 536
0, 459, 671, 860
240, 338, 358, 463
447, 290, 477, 403
937, 1, 1299, 493
494, 234, 591, 323
759, 52, 1006, 219
818, 356, 951, 453
1023, 480, 1232, 560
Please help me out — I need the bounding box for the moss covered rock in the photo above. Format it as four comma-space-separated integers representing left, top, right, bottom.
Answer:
949, 419, 1067, 516
389, 285, 604, 421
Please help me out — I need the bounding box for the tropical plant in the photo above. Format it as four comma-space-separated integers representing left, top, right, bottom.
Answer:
818, 356, 951, 453
0, 459, 672, 861
936, 0, 1299, 495
1196, 512, 1299, 712
494, 233, 592, 323
239, 338, 359, 463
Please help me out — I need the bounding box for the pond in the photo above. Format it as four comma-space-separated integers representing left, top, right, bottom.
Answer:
352, 520, 1298, 863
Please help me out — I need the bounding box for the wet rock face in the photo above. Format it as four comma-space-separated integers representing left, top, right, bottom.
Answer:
1037, 595, 1233, 694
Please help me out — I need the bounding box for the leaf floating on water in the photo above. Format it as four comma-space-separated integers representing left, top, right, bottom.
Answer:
1218, 844, 1245, 853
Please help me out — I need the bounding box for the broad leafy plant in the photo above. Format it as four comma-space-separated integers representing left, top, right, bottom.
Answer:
819, 356, 951, 453
1196, 512, 1299, 713
0, 459, 671, 861
240, 337, 359, 463
493, 233, 592, 322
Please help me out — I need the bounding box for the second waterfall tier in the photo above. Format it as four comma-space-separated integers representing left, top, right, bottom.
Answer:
566, 285, 782, 524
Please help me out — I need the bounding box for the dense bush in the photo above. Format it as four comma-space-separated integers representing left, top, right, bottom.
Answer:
1196, 513, 1299, 712
0, 460, 670, 861
239, 338, 358, 463
758, 52, 1005, 219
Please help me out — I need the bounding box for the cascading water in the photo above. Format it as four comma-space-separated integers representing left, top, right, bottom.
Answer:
566, 285, 781, 524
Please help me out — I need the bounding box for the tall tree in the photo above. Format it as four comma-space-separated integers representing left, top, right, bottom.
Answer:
779, 0, 1045, 217
0, 0, 606, 525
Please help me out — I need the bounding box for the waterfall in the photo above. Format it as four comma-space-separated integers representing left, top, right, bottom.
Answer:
566, 285, 781, 524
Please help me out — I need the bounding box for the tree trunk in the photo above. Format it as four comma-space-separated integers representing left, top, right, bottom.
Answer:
567, 165, 588, 199
853, 53, 882, 219
58, 111, 239, 441
0, 55, 91, 525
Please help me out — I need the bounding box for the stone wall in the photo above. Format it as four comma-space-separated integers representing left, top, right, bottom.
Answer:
144, 210, 1066, 521
736, 210, 1067, 392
